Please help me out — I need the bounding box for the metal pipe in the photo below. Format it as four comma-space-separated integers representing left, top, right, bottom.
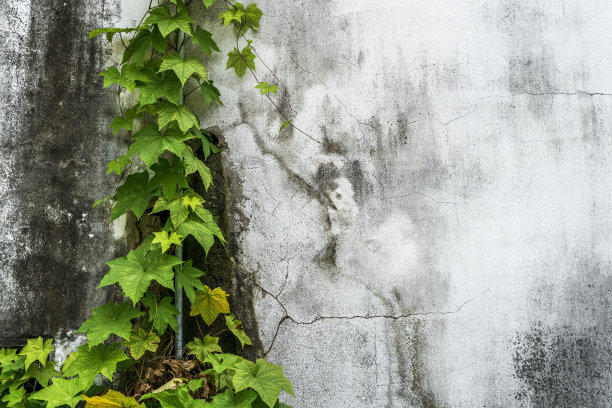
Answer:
174, 26, 185, 359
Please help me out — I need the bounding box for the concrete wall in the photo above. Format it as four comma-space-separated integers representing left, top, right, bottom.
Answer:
3, 0, 612, 407
0, 0, 131, 345
198, 1, 612, 406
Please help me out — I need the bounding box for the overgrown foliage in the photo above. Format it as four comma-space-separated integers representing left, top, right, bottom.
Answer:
0, 1, 295, 407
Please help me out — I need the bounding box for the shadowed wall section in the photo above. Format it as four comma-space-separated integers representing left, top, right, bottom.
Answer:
0, 0, 126, 345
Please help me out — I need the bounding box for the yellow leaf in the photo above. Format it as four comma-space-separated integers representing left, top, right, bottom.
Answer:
190, 285, 230, 325
83, 390, 142, 408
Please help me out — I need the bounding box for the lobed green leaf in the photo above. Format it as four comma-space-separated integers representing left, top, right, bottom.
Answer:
30, 378, 83, 408
159, 53, 207, 86
176, 260, 205, 303
233, 359, 294, 408
100, 245, 182, 304
141, 294, 180, 334
145, 7, 194, 38
226, 42, 256, 78
63, 343, 129, 390
78, 301, 143, 346
110, 171, 154, 222
149, 158, 189, 201
191, 26, 220, 55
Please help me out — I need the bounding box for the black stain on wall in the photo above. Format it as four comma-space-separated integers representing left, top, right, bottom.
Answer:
0, 0, 124, 345
182, 133, 265, 360
513, 323, 612, 407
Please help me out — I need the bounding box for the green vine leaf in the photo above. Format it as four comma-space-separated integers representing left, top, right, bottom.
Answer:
233, 359, 294, 408
152, 101, 200, 132
219, 9, 245, 26
150, 158, 189, 201
200, 80, 223, 105
27, 361, 61, 388
107, 155, 131, 176
152, 196, 189, 228
135, 65, 182, 106
187, 335, 221, 362
233, 3, 263, 32
183, 146, 212, 189
30, 378, 83, 408
190, 285, 230, 325
255, 82, 278, 95
210, 389, 258, 408
100, 246, 182, 304
145, 7, 194, 37
122, 27, 167, 64
193, 128, 221, 159
176, 260, 205, 303
63, 343, 129, 390
187, 378, 205, 393
111, 106, 143, 135
252, 399, 293, 408
183, 191, 205, 210
18, 337, 53, 371
279, 119, 293, 132
225, 314, 252, 348
175, 216, 224, 254
141, 386, 202, 408
110, 171, 153, 222
2, 385, 25, 408
93, 195, 112, 209
191, 26, 220, 55
123, 328, 160, 359
159, 53, 207, 86
226, 42, 256, 78
202, 0, 216, 8
99, 64, 145, 92
203, 353, 244, 374
89, 26, 140, 42
0, 355, 25, 374
0, 348, 18, 366
127, 123, 189, 167
152, 231, 183, 253
141, 294, 180, 334
78, 301, 143, 346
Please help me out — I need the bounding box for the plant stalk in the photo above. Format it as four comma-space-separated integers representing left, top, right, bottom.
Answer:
174, 26, 186, 359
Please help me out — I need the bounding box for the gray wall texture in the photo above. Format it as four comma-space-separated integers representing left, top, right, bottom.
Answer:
3, 0, 612, 407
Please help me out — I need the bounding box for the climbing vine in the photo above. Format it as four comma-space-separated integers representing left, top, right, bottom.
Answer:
0, 1, 295, 407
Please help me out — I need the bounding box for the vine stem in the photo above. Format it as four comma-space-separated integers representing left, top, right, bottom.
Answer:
223, 0, 324, 145
174, 7, 187, 360
210, 328, 228, 337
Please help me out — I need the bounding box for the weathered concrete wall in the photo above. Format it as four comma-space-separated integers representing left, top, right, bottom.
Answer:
191, 1, 612, 406
0, 0, 134, 345
3, 0, 612, 407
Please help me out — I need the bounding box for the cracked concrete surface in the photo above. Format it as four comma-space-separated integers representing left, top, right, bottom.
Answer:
189, 1, 612, 406
3, 0, 612, 406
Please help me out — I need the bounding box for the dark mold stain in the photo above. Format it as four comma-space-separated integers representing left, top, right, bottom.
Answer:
513, 323, 612, 407
316, 235, 337, 269
1, 0, 125, 346
183, 132, 265, 359
346, 160, 373, 205
315, 162, 340, 193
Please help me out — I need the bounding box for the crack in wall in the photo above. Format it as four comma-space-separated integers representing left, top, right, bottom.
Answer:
260, 285, 485, 357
